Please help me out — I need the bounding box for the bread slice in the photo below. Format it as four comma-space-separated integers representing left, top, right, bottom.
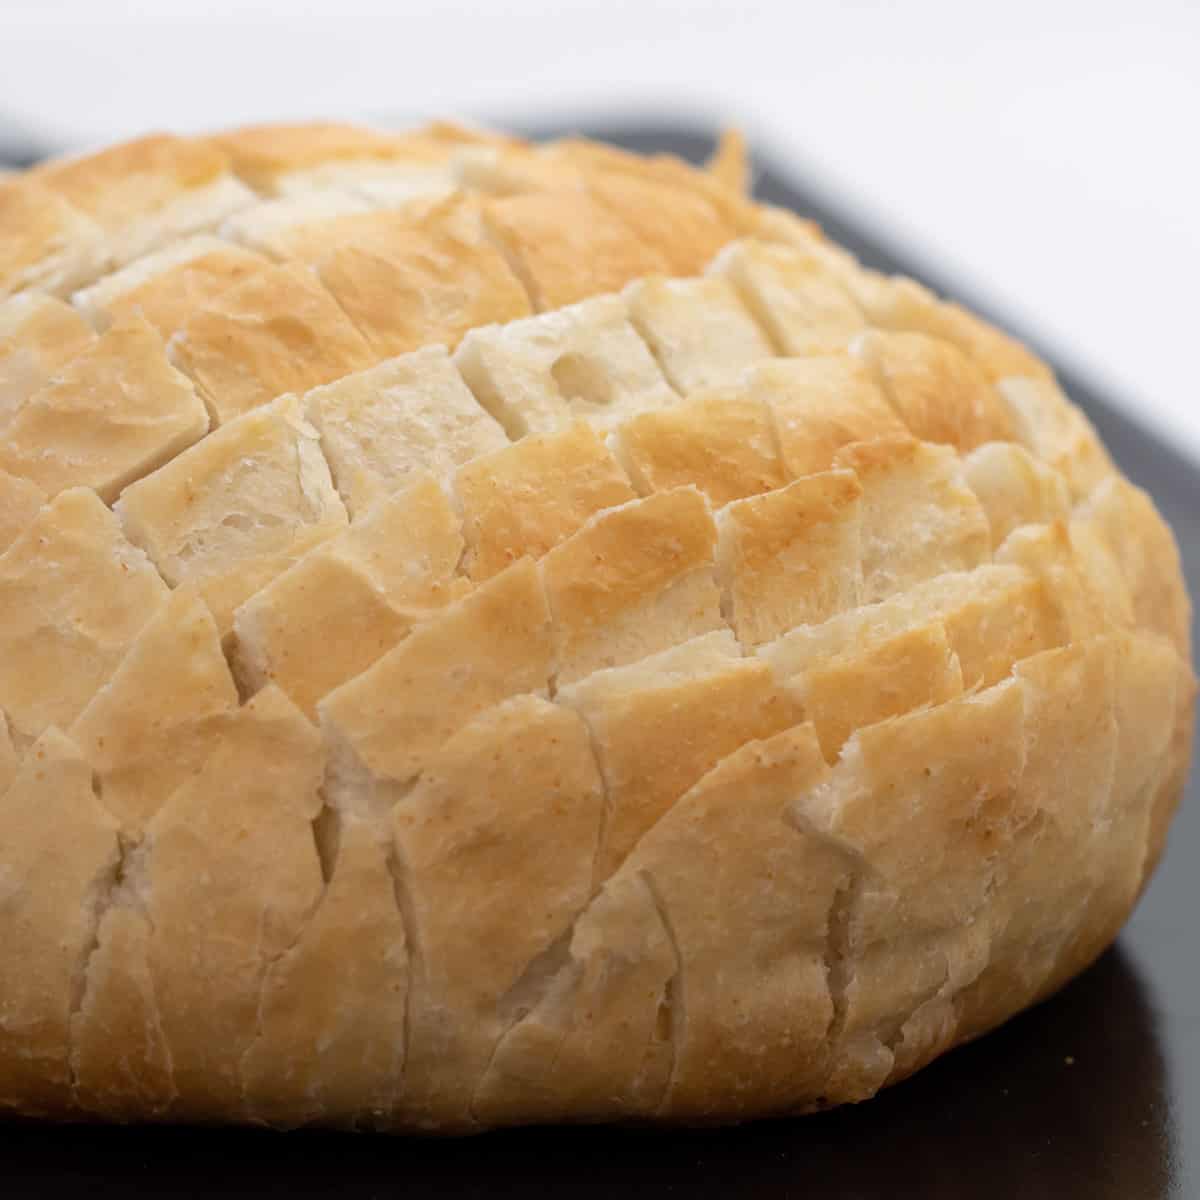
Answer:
762, 563, 1063, 693
751, 355, 907, 478
0, 468, 44, 554
483, 191, 670, 310
456, 294, 677, 436
716, 469, 864, 646
962, 440, 1071, 548
73, 687, 327, 1123
306, 345, 508, 515
613, 391, 788, 505
221, 191, 375, 258
713, 237, 867, 354
394, 695, 605, 1127
69, 586, 238, 834
853, 330, 1016, 451
833, 435, 991, 603
540, 488, 724, 684
998, 376, 1114, 498
625, 274, 772, 392
456, 420, 636, 580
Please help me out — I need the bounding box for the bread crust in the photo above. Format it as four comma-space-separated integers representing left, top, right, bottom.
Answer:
0, 122, 1191, 1131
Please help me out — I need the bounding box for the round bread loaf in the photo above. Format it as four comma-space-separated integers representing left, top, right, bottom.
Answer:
0, 122, 1193, 1131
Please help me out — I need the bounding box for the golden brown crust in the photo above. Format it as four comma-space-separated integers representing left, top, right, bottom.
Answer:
540, 488, 724, 683
614, 391, 788, 505
394, 695, 605, 1127
560, 632, 805, 882
714, 238, 867, 355
276, 198, 532, 358
853, 330, 1017, 451
69, 585, 238, 835
456, 421, 636, 580
716, 470, 864, 646
483, 191, 671, 310
750, 355, 907, 478
85, 687, 327, 1122
319, 558, 553, 786
0, 121, 1190, 1132
0, 316, 210, 503
168, 261, 375, 424
32, 135, 254, 271
212, 122, 451, 192
0, 175, 108, 298
73, 236, 270, 334
1, 293, 97, 419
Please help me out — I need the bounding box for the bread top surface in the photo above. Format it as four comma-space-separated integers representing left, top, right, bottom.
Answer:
0, 120, 1193, 1129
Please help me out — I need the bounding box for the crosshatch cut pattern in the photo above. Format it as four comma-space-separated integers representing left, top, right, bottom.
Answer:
0, 121, 1193, 1131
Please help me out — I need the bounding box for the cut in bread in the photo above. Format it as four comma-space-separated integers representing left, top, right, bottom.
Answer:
32, 134, 255, 271
625, 274, 773, 392
72, 235, 269, 334
750, 355, 907, 478
319, 558, 553, 789
0, 122, 1190, 1134
833, 435, 991, 603
539, 487, 724, 684
455, 420, 636, 580
232, 474, 467, 717
167, 261, 375, 424
0, 317, 209, 503
115, 393, 348, 634
714, 237, 867, 355
0, 175, 109, 298
852, 330, 1016, 451
273, 199, 531, 359
559, 632, 805, 881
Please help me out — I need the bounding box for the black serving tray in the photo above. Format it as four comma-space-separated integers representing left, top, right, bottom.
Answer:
2, 123, 1197, 1199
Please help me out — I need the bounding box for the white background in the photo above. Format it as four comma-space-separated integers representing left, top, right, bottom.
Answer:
3, 0, 1198, 461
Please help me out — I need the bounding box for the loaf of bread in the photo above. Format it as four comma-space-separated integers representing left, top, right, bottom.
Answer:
0, 122, 1192, 1131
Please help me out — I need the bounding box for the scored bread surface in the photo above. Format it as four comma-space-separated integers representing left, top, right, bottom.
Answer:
0, 121, 1193, 1131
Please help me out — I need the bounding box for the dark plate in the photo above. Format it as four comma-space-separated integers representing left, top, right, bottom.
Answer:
3, 123, 1197, 1199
